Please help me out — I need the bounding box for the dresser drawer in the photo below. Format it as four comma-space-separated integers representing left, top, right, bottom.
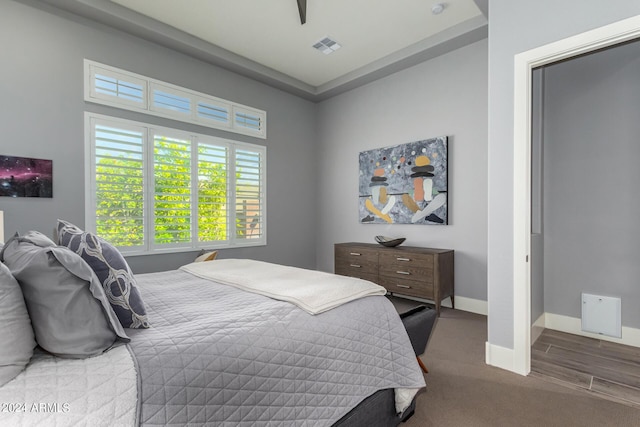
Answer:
335, 261, 378, 280
335, 245, 378, 279
379, 264, 433, 283
336, 245, 378, 262
378, 276, 434, 299
335, 246, 377, 269
379, 251, 433, 269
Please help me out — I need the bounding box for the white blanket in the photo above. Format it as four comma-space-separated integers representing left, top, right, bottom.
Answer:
180, 259, 387, 314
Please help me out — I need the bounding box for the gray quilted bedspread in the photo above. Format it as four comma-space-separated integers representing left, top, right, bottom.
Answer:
127, 269, 425, 426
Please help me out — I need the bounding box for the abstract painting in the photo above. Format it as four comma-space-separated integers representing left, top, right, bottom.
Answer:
0, 155, 53, 198
359, 136, 447, 225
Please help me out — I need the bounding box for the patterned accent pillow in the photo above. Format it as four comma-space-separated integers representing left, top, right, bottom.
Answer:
56, 220, 149, 329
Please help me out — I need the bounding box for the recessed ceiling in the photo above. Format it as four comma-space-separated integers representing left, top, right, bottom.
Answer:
36, 0, 488, 100
110, 0, 483, 87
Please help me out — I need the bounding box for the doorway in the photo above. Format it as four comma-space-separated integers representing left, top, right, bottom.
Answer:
512, 15, 640, 376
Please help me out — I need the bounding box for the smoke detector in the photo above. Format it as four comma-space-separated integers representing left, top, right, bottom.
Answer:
431, 3, 445, 15
312, 36, 341, 55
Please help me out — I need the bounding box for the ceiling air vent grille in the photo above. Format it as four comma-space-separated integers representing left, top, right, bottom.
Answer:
313, 36, 341, 55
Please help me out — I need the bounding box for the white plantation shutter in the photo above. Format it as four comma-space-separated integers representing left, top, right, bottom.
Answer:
197, 143, 228, 243
196, 99, 231, 127
235, 111, 261, 131
86, 113, 265, 254
151, 83, 192, 116
233, 107, 266, 138
85, 60, 266, 138
95, 73, 145, 104
87, 63, 147, 110
92, 120, 146, 250
153, 133, 192, 247
234, 148, 264, 241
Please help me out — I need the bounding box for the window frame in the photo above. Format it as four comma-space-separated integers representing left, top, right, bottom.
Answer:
84, 60, 266, 139
85, 112, 267, 256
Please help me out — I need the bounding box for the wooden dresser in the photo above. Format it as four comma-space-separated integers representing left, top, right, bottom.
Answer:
335, 242, 454, 314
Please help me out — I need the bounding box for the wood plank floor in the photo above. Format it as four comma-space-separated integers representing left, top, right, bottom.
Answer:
530, 329, 640, 408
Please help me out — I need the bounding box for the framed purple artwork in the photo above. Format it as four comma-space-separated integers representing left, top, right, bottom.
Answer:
0, 155, 53, 198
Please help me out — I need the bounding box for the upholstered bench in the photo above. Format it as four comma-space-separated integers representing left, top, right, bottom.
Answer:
334, 297, 437, 427
387, 296, 438, 373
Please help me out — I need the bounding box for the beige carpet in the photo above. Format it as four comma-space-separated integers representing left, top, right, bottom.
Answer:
404, 308, 640, 426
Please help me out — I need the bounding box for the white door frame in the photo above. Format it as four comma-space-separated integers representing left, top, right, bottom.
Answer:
512, 15, 640, 376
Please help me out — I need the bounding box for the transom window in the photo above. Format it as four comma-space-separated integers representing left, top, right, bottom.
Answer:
85, 60, 266, 139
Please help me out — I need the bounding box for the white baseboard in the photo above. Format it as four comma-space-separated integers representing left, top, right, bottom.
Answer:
485, 342, 514, 372
442, 295, 488, 316
396, 294, 488, 316
531, 312, 545, 344
544, 313, 640, 348
486, 312, 640, 376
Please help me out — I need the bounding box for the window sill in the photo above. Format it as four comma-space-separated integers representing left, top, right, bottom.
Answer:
119, 241, 267, 257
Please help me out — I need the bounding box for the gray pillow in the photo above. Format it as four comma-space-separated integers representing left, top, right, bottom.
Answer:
0, 231, 55, 261
2, 234, 129, 358
0, 262, 36, 386
0, 238, 8, 261
19, 230, 56, 248
57, 220, 149, 329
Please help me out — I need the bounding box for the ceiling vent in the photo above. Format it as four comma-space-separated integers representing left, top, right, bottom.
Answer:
313, 37, 341, 55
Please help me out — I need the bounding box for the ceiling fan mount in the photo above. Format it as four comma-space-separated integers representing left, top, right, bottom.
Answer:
297, 0, 307, 25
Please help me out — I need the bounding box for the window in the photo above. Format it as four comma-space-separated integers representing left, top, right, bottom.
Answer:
235, 148, 263, 240
92, 122, 146, 249
197, 98, 230, 124
234, 107, 264, 133
85, 60, 266, 138
86, 114, 266, 255
151, 85, 192, 116
87, 64, 147, 110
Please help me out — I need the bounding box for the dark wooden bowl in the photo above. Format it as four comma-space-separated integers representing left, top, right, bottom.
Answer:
375, 236, 406, 247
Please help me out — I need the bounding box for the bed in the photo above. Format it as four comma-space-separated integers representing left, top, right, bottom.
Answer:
0, 227, 426, 427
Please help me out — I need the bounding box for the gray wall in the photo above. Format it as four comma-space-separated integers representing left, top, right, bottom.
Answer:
542, 40, 640, 328
488, 0, 640, 348
316, 39, 488, 304
0, 0, 318, 272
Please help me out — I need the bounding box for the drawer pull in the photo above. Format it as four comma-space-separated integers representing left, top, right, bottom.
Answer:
396, 284, 411, 289
396, 257, 411, 262
396, 271, 411, 275
350, 264, 362, 268
350, 252, 361, 256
